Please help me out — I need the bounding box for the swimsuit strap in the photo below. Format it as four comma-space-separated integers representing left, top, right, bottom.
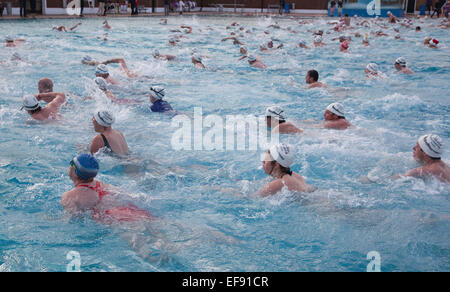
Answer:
77, 180, 109, 199
100, 134, 112, 151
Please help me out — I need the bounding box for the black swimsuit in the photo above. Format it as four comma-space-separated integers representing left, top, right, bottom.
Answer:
101, 134, 113, 152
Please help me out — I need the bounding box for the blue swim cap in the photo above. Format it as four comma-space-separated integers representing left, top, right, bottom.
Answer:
71, 154, 99, 180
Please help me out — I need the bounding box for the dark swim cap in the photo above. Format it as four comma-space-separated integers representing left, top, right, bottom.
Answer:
71, 154, 99, 180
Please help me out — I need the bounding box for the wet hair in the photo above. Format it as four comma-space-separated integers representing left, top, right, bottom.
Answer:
416, 26, 421, 31
345, 14, 349, 17
270, 160, 293, 176
307, 70, 319, 82
28, 106, 42, 115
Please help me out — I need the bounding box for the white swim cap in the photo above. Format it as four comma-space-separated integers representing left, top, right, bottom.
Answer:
5, 35, 13, 42
82, 55, 92, 63
94, 110, 115, 127
418, 134, 443, 158
21, 95, 40, 111
326, 102, 345, 117
11, 52, 21, 60
241, 46, 248, 52
314, 35, 323, 43
269, 143, 295, 168
299, 40, 306, 46
266, 106, 286, 121
95, 64, 109, 75
150, 86, 165, 100
192, 53, 202, 63
153, 49, 160, 57
395, 57, 407, 67
366, 63, 379, 74
247, 55, 257, 62
94, 77, 107, 91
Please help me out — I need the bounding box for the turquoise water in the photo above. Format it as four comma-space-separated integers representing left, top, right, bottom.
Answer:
0, 16, 449, 271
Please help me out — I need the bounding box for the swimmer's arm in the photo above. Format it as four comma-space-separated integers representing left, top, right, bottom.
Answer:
90, 135, 105, 155
102, 58, 126, 65
390, 168, 424, 180
105, 90, 118, 101
69, 23, 82, 31
253, 180, 283, 198
35, 92, 66, 104
238, 55, 247, 61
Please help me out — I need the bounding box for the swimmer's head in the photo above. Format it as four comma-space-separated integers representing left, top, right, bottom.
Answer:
240, 46, 248, 54
93, 110, 115, 129
169, 38, 177, 44
265, 106, 286, 126
38, 78, 54, 93
341, 41, 349, 50
153, 49, 160, 58
95, 64, 109, 77
247, 55, 257, 63
192, 54, 202, 63
395, 34, 401, 39
415, 134, 443, 161
429, 38, 439, 47
306, 70, 319, 84
314, 35, 323, 43
395, 57, 407, 69
298, 40, 306, 47
325, 102, 345, 120
11, 52, 21, 61
82, 55, 93, 64
423, 36, 432, 44
261, 143, 295, 175
21, 95, 41, 112
415, 26, 421, 31
150, 86, 165, 101
70, 154, 99, 182
365, 63, 379, 75
5, 36, 13, 43
94, 77, 108, 91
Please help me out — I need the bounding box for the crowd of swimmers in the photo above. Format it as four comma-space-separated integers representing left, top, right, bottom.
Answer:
4, 13, 449, 224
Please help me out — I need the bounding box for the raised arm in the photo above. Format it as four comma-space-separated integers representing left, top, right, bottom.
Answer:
252, 180, 283, 197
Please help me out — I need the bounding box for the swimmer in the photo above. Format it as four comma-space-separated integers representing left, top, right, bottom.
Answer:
10, 52, 25, 62
255, 143, 316, 197
374, 30, 389, 37
52, 22, 82, 32
247, 55, 267, 69
168, 38, 179, 46
95, 64, 120, 85
101, 58, 138, 78
313, 35, 326, 47
237, 46, 248, 61
22, 79, 66, 121
415, 26, 421, 32
343, 14, 351, 26
180, 25, 192, 34
362, 34, 370, 46
103, 20, 111, 30
428, 38, 439, 49
340, 40, 350, 52
221, 37, 246, 46
61, 154, 153, 221
152, 49, 176, 61
149, 86, 174, 113
394, 57, 414, 74
423, 36, 432, 45
305, 70, 327, 88
92, 77, 118, 101
160, 18, 168, 25
323, 102, 352, 130
192, 54, 205, 69
365, 63, 384, 79
298, 40, 311, 49
81, 55, 100, 66
90, 110, 129, 155
393, 134, 450, 184
4, 35, 25, 47
387, 11, 397, 23
265, 106, 303, 134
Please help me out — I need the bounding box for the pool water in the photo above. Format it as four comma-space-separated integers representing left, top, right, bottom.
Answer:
0, 16, 449, 271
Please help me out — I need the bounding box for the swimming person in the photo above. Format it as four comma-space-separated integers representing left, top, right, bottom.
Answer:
95, 64, 120, 85
313, 35, 325, 47
93, 77, 118, 101
52, 22, 82, 32
101, 58, 138, 78
81, 55, 101, 66
394, 57, 414, 74
21, 92, 66, 121
255, 143, 316, 197
305, 70, 327, 88
90, 110, 130, 155
365, 63, 384, 79
192, 54, 205, 69
61, 154, 153, 222
4, 35, 25, 47
149, 86, 174, 113
265, 106, 303, 134
323, 102, 352, 130
298, 40, 311, 49
393, 134, 450, 184
152, 49, 176, 61
247, 55, 267, 69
